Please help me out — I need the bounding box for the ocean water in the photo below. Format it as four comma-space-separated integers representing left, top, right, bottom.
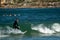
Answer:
0, 8, 60, 40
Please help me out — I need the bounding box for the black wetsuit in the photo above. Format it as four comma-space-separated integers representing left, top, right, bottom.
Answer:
13, 20, 19, 29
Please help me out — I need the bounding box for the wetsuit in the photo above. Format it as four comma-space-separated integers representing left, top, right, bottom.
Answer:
13, 20, 19, 29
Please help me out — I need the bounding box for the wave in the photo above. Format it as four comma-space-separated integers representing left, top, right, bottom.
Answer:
0, 26, 27, 38
32, 23, 60, 34
0, 26, 26, 35
0, 23, 60, 37
0, 35, 9, 38
52, 23, 60, 32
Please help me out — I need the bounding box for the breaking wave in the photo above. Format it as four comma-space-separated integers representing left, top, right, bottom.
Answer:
32, 23, 60, 34
0, 26, 26, 35
0, 26, 26, 38
0, 23, 60, 37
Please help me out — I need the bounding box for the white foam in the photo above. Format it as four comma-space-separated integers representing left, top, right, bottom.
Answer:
52, 23, 60, 32
0, 23, 60, 35
0, 35, 9, 38
6, 26, 27, 34
0, 26, 27, 35
32, 24, 55, 34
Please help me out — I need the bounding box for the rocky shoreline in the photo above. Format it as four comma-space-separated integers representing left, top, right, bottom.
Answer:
0, 2, 60, 8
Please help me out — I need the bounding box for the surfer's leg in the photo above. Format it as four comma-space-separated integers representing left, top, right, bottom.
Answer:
15, 26, 20, 29
13, 26, 19, 29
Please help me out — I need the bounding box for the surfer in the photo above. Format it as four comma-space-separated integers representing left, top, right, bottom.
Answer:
13, 19, 20, 29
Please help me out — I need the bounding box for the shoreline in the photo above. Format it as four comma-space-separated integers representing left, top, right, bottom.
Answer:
0, 2, 60, 8
0, 7, 60, 8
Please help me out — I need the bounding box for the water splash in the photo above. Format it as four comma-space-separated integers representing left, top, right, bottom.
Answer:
0, 26, 26, 35
32, 23, 60, 34
52, 23, 60, 32
0, 23, 60, 37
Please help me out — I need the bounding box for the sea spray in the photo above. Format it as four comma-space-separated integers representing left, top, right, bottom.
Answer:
52, 23, 60, 32
32, 23, 60, 34
0, 26, 26, 35
32, 24, 55, 34
0, 23, 60, 37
